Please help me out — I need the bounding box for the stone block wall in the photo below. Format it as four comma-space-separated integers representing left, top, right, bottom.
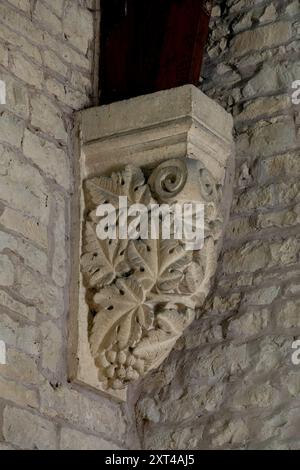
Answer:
135, 0, 300, 450
0, 0, 130, 450
1, 0, 300, 452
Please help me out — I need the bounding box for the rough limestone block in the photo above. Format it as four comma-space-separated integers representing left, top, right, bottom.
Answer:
0, 207, 48, 250
0, 254, 14, 286
0, 112, 23, 148
3, 407, 56, 450
30, 94, 68, 142
23, 130, 70, 190
11, 52, 43, 88
60, 427, 120, 451
40, 381, 126, 440
1, 348, 41, 385
41, 320, 63, 373
63, 0, 94, 54
0, 375, 38, 408
8, 0, 31, 13
231, 22, 292, 57
34, 1, 62, 36
0, 313, 40, 356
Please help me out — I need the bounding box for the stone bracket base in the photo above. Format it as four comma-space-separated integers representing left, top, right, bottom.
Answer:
69, 85, 234, 401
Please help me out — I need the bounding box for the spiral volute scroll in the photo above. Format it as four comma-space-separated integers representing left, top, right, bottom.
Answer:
148, 159, 188, 201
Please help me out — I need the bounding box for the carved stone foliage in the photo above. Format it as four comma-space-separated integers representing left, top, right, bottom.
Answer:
81, 159, 224, 391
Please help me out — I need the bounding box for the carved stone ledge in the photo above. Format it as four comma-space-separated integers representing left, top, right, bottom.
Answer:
69, 85, 235, 401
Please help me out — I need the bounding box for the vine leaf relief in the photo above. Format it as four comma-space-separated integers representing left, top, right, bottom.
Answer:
81, 160, 224, 390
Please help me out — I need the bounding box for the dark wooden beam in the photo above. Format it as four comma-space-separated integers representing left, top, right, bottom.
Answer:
100, 0, 211, 104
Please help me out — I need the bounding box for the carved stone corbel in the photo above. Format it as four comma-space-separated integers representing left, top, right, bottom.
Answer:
70, 85, 234, 400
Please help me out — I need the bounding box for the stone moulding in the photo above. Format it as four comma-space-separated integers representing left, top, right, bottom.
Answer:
69, 85, 235, 401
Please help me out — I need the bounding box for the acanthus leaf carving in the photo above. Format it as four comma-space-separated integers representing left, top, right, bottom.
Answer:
81, 221, 130, 288
81, 159, 225, 391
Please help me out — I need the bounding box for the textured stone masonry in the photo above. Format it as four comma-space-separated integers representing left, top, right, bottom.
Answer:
0, 0, 128, 450
1, 0, 300, 451
136, 0, 300, 450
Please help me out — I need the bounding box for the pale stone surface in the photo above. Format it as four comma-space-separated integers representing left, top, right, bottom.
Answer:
211, 5, 221, 17
0, 43, 9, 68
0, 207, 48, 250
79, 86, 233, 176
23, 130, 70, 190
213, 293, 242, 313
0, 3, 45, 45
142, 424, 205, 450
8, 0, 31, 13
3, 407, 56, 450
256, 206, 300, 230
51, 192, 67, 287
71, 70, 92, 94
63, 1, 94, 54
47, 42, 90, 71
277, 300, 300, 329
236, 95, 290, 122
285, 372, 300, 397
0, 254, 14, 286
0, 289, 37, 322
34, 1, 62, 36
248, 119, 298, 158
41, 321, 63, 373
223, 242, 271, 274
30, 94, 68, 142
0, 0, 128, 453
48, 0, 64, 17
85, 87, 231, 141
285, 283, 300, 296
40, 382, 126, 440
0, 145, 51, 224
259, 408, 300, 442
0, 231, 47, 275
0, 112, 24, 148
0, 23, 42, 63
254, 336, 291, 374
11, 52, 43, 88
0, 313, 40, 356
211, 419, 249, 447
259, 4, 277, 23
2, 0, 300, 452
0, 72, 30, 119
232, 382, 280, 410
227, 309, 270, 339
43, 49, 69, 78
286, 0, 300, 16
60, 428, 120, 451
260, 152, 300, 180
244, 286, 280, 305
232, 11, 252, 33
237, 180, 271, 210
231, 22, 292, 57
45, 77, 89, 109
16, 265, 65, 319
270, 237, 300, 266
0, 443, 15, 450
0, 375, 38, 408
1, 348, 41, 385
